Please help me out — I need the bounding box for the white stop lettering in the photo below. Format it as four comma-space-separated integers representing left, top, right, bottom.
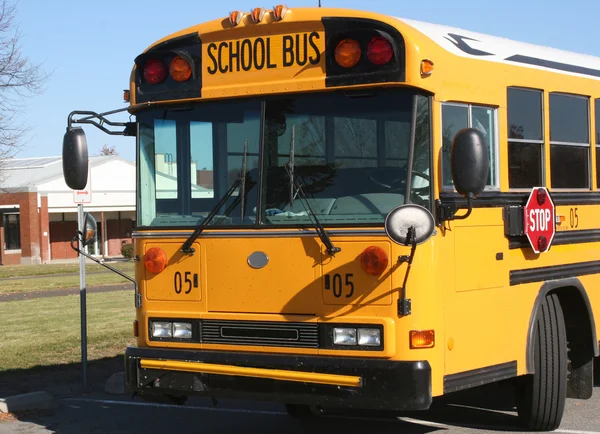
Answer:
529, 209, 551, 232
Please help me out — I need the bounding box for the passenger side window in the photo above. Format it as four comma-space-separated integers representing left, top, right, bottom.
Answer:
441, 103, 498, 188
549, 93, 590, 189
507, 87, 544, 189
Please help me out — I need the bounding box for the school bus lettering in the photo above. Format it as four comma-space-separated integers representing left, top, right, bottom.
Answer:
206, 32, 320, 75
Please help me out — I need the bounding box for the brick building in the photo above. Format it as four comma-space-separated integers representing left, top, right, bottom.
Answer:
0, 156, 136, 265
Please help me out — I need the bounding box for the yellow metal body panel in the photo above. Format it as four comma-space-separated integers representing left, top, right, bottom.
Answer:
140, 359, 362, 387
126, 6, 600, 404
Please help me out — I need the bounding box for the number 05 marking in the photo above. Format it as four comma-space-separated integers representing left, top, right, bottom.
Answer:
325, 273, 354, 298
174, 271, 198, 294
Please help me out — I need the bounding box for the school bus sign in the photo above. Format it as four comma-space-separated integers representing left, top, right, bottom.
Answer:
524, 187, 555, 254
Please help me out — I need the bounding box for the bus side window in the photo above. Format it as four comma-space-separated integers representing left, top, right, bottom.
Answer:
549, 93, 590, 189
507, 87, 544, 189
441, 103, 498, 190
596, 99, 600, 188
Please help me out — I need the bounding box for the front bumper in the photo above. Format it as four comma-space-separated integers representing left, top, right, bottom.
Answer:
125, 346, 432, 411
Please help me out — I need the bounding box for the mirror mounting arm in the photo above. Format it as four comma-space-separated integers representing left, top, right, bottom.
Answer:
436, 193, 474, 223
452, 192, 474, 220
70, 233, 141, 308
397, 226, 418, 317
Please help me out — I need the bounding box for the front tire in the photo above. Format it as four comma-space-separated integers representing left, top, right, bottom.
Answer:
516, 293, 567, 431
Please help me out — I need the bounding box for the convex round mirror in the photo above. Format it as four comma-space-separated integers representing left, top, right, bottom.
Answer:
384, 204, 435, 246
82, 212, 98, 247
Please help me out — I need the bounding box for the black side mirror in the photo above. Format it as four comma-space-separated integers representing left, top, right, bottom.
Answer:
63, 127, 89, 190
82, 212, 98, 247
450, 128, 489, 197
449, 128, 490, 219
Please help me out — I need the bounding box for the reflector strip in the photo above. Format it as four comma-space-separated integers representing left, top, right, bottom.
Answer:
140, 359, 362, 387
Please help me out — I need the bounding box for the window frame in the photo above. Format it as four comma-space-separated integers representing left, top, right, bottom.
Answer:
440, 101, 500, 191
507, 86, 546, 191
549, 91, 591, 191
3, 213, 21, 251
595, 98, 599, 188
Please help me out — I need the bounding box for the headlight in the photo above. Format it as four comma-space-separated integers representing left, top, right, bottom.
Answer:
358, 328, 381, 346
329, 325, 383, 349
150, 319, 196, 341
333, 328, 357, 345
151, 321, 172, 338
173, 322, 193, 339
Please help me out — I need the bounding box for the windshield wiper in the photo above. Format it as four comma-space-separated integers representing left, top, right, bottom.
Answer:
181, 140, 250, 254
284, 125, 341, 256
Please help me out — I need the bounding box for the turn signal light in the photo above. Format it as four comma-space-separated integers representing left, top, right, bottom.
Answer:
250, 7, 266, 23
272, 4, 288, 21
133, 320, 139, 337
229, 11, 243, 26
335, 39, 361, 68
360, 246, 388, 275
421, 59, 434, 76
410, 330, 435, 349
367, 37, 393, 65
144, 247, 167, 274
143, 58, 167, 84
123, 89, 130, 102
170, 56, 192, 82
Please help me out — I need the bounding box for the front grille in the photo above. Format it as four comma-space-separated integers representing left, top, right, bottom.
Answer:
201, 320, 319, 348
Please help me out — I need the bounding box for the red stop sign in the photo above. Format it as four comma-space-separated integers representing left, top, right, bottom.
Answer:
523, 187, 555, 254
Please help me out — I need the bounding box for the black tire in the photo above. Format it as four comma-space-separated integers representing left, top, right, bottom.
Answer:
284, 404, 313, 418
516, 293, 567, 431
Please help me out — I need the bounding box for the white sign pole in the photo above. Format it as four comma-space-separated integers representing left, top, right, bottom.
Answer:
78, 203, 88, 388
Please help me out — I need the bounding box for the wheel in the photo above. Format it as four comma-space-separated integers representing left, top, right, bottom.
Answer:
515, 293, 567, 431
284, 403, 313, 418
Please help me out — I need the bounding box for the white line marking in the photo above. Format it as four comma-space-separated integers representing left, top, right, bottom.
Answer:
554, 430, 600, 434
396, 417, 453, 429
61, 398, 600, 434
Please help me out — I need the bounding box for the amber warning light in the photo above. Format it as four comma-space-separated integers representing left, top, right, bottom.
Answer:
410, 330, 435, 349
144, 247, 167, 274
360, 246, 388, 275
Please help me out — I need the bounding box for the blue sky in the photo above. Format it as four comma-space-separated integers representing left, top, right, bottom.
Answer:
14, 0, 599, 163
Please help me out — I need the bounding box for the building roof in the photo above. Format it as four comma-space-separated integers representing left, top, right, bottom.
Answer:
0, 155, 134, 191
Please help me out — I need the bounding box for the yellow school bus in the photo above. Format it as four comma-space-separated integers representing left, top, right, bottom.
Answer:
62, 6, 600, 431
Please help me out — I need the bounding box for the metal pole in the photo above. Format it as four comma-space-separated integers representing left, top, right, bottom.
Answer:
78, 204, 87, 388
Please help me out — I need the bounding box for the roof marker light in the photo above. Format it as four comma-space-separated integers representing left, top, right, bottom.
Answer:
229, 10, 244, 26
250, 7, 266, 23
421, 59, 434, 76
272, 4, 288, 21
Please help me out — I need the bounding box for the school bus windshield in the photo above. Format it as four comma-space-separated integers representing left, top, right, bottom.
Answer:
138, 88, 431, 228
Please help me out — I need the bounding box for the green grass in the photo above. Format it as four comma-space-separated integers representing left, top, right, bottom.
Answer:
0, 261, 134, 278
0, 261, 136, 294
0, 291, 136, 371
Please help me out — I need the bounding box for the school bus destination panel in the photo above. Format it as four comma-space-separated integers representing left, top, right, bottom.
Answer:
131, 9, 413, 103
205, 31, 321, 75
